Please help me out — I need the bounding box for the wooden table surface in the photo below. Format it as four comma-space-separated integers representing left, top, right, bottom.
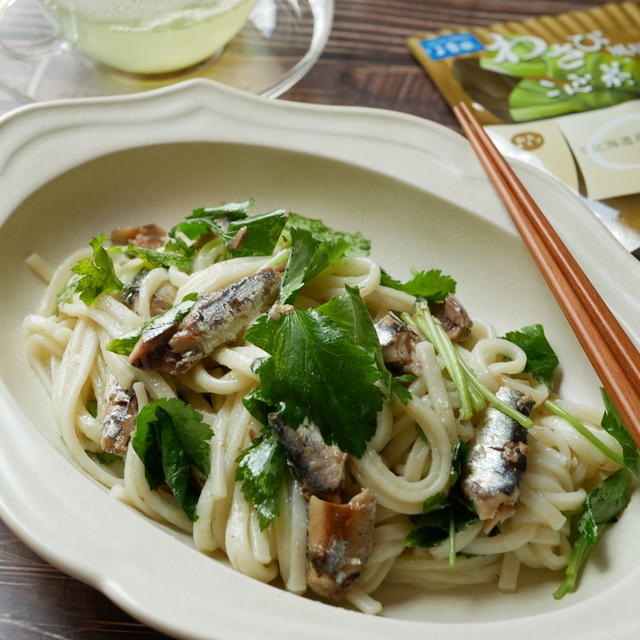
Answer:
0, 1, 634, 639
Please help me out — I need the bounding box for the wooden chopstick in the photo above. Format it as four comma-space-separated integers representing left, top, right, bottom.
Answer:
455, 102, 640, 385
453, 101, 640, 449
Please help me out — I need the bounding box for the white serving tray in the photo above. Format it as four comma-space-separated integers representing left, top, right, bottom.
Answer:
0, 79, 638, 640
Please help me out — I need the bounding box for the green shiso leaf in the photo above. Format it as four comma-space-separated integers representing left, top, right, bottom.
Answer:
132, 398, 213, 521
235, 428, 287, 530
244, 286, 387, 457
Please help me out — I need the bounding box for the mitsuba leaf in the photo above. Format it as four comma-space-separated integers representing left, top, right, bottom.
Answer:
415, 423, 429, 444
133, 406, 164, 489
169, 199, 255, 241
235, 428, 287, 530
502, 324, 559, 388
286, 213, 371, 257
554, 468, 631, 599
406, 440, 477, 548
66, 235, 123, 306
450, 440, 470, 484
406, 493, 477, 548
391, 380, 412, 405
600, 388, 640, 477
421, 492, 449, 514
223, 210, 288, 258
86, 398, 98, 418
54, 277, 80, 314
109, 244, 192, 272
132, 398, 213, 521
278, 215, 372, 304
577, 468, 631, 544
279, 226, 350, 304
391, 374, 415, 405
170, 200, 287, 260
86, 450, 121, 465
106, 333, 143, 357
380, 268, 456, 301
245, 286, 388, 457
394, 374, 415, 385
406, 509, 451, 547
164, 236, 195, 258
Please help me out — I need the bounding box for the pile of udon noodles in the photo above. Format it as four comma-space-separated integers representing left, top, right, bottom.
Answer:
24, 233, 621, 615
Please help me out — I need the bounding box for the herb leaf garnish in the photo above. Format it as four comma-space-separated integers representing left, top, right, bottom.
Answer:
132, 398, 213, 521
406, 441, 476, 550
223, 210, 287, 258
544, 393, 640, 476
320, 285, 390, 387
60, 235, 123, 307
503, 324, 559, 388
235, 428, 287, 530
600, 388, 640, 477
278, 215, 371, 304
391, 378, 413, 405
554, 468, 631, 599
286, 213, 370, 257
86, 450, 122, 465
279, 227, 349, 304
380, 268, 456, 301
245, 286, 387, 457
405, 493, 478, 548
105, 298, 196, 356
169, 199, 255, 240
169, 200, 286, 260
54, 278, 80, 314
110, 245, 192, 272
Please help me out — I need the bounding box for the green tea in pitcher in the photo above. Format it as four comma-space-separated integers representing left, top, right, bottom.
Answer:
40, 0, 257, 74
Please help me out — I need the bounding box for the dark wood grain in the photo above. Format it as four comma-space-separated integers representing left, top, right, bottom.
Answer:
0, 525, 170, 639
0, 1, 621, 639
283, 0, 602, 126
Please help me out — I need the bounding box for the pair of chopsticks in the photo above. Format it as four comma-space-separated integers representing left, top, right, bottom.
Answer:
453, 101, 640, 450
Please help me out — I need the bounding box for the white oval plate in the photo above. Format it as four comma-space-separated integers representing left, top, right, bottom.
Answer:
0, 80, 639, 640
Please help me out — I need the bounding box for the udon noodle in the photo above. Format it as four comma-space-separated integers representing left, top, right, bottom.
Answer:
24, 216, 622, 615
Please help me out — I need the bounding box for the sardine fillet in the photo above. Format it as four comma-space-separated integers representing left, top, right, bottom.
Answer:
374, 313, 421, 376
269, 414, 346, 498
307, 489, 376, 600
461, 386, 534, 531
129, 269, 281, 375
167, 268, 281, 373
431, 294, 472, 342
101, 379, 138, 454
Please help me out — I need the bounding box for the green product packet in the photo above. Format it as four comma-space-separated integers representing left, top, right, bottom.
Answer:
407, 1, 640, 251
